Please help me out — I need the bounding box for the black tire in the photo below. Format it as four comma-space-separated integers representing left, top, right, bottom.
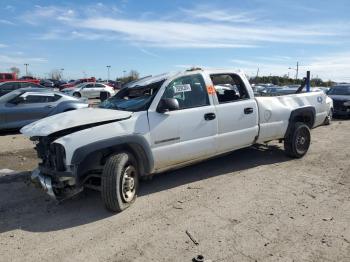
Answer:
101, 152, 139, 212
284, 122, 311, 158
324, 108, 333, 125
73, 92, 81, 98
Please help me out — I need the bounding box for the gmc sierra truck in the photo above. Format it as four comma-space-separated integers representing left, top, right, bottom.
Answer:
21, 69, 329, 212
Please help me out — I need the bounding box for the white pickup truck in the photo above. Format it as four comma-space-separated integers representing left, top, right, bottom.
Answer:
21, 68, 329, 212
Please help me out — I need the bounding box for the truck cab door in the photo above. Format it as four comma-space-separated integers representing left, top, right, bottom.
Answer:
148, 73, 218, 171
210, 73, 259, 153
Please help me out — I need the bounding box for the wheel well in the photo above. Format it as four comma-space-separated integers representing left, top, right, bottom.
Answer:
76, 142, 150, 184
284, 107, 315, 139
289, 107, 315, 129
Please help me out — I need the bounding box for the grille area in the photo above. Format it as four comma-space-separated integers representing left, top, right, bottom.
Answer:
35, 138, 66, 171
333, 100, 348, 112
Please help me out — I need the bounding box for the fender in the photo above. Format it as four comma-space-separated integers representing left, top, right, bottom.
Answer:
285, 106, 315, 137
71, 135, 154, 175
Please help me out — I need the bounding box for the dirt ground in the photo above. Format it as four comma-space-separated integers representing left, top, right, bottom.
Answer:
0, 120, 349, 262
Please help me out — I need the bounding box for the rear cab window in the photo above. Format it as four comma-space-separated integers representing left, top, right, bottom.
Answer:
210, 74, 250, 104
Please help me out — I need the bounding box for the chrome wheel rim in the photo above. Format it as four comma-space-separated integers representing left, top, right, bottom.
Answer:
121, 165, 136, 203
296, 128, 310, 154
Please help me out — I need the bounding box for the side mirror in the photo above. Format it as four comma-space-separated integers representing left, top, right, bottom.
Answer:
157, 98, 179, 113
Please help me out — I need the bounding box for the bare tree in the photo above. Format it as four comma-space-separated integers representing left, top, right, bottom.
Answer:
9, 66, 20, 76
49, 69, 62, 80
129, 70, 139, 80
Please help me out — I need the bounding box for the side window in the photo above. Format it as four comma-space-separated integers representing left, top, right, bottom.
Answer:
85, 84, 94, 88
162, 74, 209, 109
95, 84, 105, 88
1, 82, 18, 91
210, 74, 249, 104
49, 94, 61, 102
19, 82, 32, 88
20, 94, 58, 103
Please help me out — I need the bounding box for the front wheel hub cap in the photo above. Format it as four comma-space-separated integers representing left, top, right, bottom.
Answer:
121, 165, 136, 203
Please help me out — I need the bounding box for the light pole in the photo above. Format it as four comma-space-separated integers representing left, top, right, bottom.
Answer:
24, 63, 29, 76
123, 70, 126, 78
288, 61, 299, 80
60, 68, 64, 80
106, 65, 111, 82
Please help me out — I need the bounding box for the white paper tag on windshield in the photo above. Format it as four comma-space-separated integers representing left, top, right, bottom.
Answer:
174, 84, 192, 93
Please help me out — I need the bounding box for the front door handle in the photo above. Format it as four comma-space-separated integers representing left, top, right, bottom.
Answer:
204, 113, 216, 121
244, 107, 254, 114
45, 105, 54, 108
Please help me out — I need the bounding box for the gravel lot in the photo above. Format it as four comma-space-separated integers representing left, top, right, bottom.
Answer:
0, 119, 349, 261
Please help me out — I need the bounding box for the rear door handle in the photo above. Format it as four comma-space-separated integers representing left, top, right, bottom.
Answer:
204, 113, 216, 121
244, 107, 254, 114
45, 105, 54, 108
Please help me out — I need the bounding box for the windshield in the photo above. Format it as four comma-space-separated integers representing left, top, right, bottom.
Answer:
328, 86, 350, 95
0, 90, 22, 103
99, 80, 165, 111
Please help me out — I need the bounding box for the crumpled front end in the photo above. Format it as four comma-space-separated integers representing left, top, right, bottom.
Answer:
30, 136, 82, 200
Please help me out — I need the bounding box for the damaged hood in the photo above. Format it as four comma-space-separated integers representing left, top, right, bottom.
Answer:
20, 108, 132, 137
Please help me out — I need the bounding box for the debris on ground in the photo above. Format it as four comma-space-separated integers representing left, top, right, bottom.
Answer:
186, 230, 199, 245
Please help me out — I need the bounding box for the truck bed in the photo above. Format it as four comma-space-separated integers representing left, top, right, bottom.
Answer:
255, 91, 328, 143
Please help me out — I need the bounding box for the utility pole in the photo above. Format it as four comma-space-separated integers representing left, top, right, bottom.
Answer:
296, 61, 299, 80
288, 61, 299, 80
106, 65, 111, 82
256, 67, 259, 78
60, 68, 64, 80
24, 63, 29, 76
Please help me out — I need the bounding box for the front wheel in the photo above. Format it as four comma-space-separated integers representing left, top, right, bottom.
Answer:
101, 152, 139, 212
284, 122, 311, 158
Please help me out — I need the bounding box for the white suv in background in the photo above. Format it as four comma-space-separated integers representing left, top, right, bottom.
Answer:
62, 82, 115, 99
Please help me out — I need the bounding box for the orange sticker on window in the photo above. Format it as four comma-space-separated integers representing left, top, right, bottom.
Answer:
207, 85, 215, 95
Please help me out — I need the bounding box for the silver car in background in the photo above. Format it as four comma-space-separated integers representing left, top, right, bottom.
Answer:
0, 88, 89, 130
61, 82, 115, 99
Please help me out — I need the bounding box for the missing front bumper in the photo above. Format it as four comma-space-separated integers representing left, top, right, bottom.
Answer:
31, 168, 56, 199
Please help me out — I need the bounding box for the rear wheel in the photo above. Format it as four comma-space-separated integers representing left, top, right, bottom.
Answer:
284, 122, 311, 158
101, 152, 139, 212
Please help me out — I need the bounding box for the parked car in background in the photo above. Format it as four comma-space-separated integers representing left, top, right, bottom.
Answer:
0, 81, 46, 97
48, 79, 66, 88
59, 77, 96, 89
0, 88, 88, 130
0, 72, 17, 82
40, 79, 55, 88
0, 73, 40, 84
327, 85, 350, 117
61, 82, 115, 98
19, 76, 40, 84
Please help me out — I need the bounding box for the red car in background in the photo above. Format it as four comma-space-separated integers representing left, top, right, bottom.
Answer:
59, 77, 96, 89
0, 73, 40, 84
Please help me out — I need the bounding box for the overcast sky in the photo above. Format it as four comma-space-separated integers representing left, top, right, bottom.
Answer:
1, 0, 350, 81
